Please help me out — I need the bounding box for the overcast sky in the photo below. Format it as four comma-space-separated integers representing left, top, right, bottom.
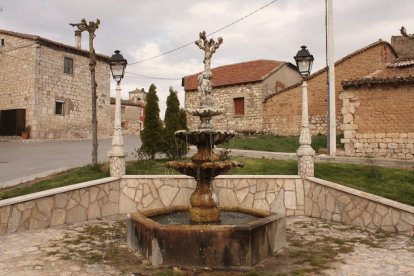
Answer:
1, 0, 414, 118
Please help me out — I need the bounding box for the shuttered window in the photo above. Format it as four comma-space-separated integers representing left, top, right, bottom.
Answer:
64, 57, 73, 74
234, 97, 244, 115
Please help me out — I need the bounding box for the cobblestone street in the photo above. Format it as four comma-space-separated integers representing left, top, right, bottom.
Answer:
0, 215, 413, 276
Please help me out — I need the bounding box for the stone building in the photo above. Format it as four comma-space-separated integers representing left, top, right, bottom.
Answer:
263, 40, 397, 136
0, 29, 111, 139
340, 57, 414, 159
110, 89, 146, 135
182, 60, 302, 132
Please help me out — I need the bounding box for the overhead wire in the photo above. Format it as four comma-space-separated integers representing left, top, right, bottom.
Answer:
128, 0, 278, 66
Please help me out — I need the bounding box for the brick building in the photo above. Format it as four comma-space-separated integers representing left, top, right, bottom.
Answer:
263, 40, 397, 136
0, 29, 111, 139
182, 60, 302, 132
110, 88, 146, 135
340, 57, 414, 159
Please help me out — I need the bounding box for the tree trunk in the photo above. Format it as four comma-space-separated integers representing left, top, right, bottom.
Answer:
91, 69, 98, 164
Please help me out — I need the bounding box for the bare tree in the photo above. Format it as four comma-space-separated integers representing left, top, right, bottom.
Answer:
400, 26, 414, 39
70, 19, 100, 164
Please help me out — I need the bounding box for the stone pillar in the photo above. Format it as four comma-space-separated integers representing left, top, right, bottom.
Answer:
297, 81, 315, 178
107, 83, 127, 177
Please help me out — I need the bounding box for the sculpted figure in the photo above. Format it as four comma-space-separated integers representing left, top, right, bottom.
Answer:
195, 31, 223, 74
198, 72, 213, 99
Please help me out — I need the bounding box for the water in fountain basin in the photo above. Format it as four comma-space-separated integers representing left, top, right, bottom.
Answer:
151, 210, 261, 225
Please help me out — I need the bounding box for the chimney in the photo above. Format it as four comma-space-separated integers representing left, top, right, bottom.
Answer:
75, 30, 81, 49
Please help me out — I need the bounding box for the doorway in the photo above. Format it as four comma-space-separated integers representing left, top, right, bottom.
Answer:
0, 109, 26, 136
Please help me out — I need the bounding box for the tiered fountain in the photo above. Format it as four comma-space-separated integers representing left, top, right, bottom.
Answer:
127, 31, 286, 267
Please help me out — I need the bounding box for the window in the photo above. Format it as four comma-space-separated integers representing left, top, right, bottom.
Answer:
234, 97, 244, 115
64, 57, 73, 74
55, 100, 65, 115
1, 39, 4, 46
139, 121, 143, 130
140, 108, 143, 116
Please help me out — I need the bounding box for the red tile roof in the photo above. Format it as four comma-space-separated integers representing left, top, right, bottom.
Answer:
183, 60, 288, 91
0, 29, 109, 61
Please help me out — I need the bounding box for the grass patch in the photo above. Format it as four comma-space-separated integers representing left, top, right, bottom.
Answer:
0, 164, 108, 200
1, 156, 413, 207
222, 134, 341, 153
290, 240, 303, 247
315, 162, 414, 206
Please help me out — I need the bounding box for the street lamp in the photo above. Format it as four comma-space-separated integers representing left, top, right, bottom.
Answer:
107, 50, 128, 177
109, 50, 127, 84
294, 45, 314, 79
294, 46, 315, 178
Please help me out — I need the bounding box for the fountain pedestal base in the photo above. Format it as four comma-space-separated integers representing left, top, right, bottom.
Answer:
190, 206, 220, 222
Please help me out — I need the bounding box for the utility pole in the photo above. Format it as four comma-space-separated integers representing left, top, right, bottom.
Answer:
326, 0, 336, 156
70, 18, 100, 165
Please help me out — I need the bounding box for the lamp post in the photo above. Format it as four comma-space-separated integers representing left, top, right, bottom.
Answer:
294, 46, 315, 178
107, 50, 128, 177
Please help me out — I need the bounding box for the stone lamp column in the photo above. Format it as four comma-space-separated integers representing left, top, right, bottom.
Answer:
297, 81, 315, 178
107, 83, 127, 177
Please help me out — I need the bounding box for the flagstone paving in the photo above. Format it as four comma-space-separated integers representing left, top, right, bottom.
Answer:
0, 215, 413, 275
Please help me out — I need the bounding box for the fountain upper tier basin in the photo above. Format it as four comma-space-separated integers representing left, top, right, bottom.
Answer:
166, 160, 244, 178
186, 108, 224, 117
175, 129, 235, 146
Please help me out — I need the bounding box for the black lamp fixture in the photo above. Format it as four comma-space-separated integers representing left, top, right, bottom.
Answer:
108, 50, 127, 83
294, 45, 314, 78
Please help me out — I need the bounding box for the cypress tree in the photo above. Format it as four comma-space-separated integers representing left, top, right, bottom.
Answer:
140, 84, 163, 159
164, 87, 188, 158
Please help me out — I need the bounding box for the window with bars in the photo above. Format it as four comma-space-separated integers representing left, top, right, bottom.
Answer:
234, 97, 244, 115
64, 57, 73, 74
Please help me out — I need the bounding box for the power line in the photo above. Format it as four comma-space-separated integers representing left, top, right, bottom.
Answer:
125, 71, 181, 80
128, 0, 278, 66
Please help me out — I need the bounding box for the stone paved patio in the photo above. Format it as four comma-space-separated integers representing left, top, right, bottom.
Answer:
0, 215, 413, 276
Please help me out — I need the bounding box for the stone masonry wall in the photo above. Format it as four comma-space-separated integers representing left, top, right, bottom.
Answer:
340, 86, 414, 159
304, 177, 414, 236
1, 175, 413, 236
0, 34, 36, 123
110, 105, 142, 136
263, 42, 396, 136
0, 176, 303, 234
32, 45, 111, 139
185, 82, 264, 133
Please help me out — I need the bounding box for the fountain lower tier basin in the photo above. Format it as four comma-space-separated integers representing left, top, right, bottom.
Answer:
166, 160, 244, 178
127, 205, 286, 267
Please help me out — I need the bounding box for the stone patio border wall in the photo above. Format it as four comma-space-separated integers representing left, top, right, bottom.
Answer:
304, 177, 414, 236
0, 175, 413, 236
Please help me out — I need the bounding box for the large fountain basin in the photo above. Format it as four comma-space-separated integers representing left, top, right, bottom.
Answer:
127, 205, 286, 267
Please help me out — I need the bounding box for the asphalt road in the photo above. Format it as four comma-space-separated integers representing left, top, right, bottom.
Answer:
0, 136, 142, 185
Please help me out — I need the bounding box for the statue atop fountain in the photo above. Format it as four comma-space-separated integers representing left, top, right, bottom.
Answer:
166, 31, 243, 222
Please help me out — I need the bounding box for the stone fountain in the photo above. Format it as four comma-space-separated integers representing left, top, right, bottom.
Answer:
127, 31, 286, 267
